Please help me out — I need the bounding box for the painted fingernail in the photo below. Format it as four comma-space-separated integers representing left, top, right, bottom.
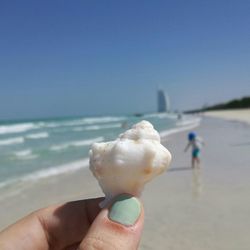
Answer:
108, 194, 141, 226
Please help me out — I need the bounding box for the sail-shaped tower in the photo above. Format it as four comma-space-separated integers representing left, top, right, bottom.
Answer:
157, 89, 170, 113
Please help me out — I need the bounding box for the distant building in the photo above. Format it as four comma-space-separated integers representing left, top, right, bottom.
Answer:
157, 89, 170, 113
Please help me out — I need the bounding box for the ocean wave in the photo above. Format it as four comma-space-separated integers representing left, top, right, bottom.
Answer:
14, 149, 31, 157
176, 117, 201, 127
0, 117, 126, 135
144, 113, 178, 119
13, 149, 38, 160
0, 159, 89, 197
23, 159, 89, 181
85, 123, 121, 130
160, 118, 201, 138
0, 123, 39, 135
50, 136, 104, 151
82, 116, 125, 124
26, 132, 49, 139
0, 137, 24, 146
73, 123, 121, 132
41, 116, 126, 128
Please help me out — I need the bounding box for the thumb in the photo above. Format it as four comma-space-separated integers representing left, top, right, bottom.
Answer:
79, 194, 144, 250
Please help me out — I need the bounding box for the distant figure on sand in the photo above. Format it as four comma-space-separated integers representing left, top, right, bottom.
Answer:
184, 132, 204, 168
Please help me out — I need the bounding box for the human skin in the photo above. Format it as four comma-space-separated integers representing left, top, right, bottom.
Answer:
0, 196, 144, 250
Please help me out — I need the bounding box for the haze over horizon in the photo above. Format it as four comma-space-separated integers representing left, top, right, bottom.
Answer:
1, 0, 250, 120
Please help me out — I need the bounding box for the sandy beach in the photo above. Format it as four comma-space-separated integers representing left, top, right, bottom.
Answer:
1, 115, 250, 249
204, 108, 250, 124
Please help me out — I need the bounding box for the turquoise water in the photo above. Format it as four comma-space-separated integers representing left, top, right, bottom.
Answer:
0, 113, 199, 189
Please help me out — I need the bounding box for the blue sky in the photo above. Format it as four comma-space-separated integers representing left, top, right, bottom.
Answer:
0, 0, 249, 120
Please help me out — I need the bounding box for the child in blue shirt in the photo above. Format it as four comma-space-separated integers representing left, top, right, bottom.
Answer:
184, 132, 204, 168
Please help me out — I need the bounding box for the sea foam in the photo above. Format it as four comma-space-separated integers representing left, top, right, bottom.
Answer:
73, 123, 121, 132
0, 158, 89, 199
23, 158, 89, 181
50, 136, 104, 151
41, 116, 126, 128
0, 123, 39, 135
144, 113, 178, 119
0, 137, 24, 146
84, 123, 121, 130
160, 117, 201, 138
26, 132, 49, 139
13, 149, 38, 160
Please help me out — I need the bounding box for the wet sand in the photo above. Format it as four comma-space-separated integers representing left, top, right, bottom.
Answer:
141, 117, 250, 250
1, 117, 250, 249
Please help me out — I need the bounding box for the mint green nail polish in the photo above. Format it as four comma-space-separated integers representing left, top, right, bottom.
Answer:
108, 194, 141, 226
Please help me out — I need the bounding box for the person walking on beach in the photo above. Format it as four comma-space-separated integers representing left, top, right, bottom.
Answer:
184, 132, 204, 168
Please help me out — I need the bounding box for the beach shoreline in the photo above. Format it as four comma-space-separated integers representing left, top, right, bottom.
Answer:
1, 116, 250, 249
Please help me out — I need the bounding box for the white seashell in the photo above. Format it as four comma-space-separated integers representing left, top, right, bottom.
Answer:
89, 120, 172, 207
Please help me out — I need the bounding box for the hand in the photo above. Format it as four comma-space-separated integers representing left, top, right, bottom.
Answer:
0, 195, 144, 250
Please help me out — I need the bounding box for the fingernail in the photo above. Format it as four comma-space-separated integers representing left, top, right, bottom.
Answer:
108, 194, 141, 226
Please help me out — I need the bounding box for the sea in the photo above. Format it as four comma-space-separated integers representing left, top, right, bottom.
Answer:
0, 113, 200, 197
